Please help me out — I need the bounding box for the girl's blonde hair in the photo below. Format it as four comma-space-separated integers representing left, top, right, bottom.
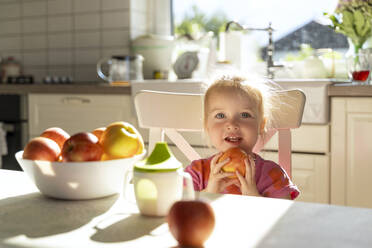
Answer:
202, 74, 281, 134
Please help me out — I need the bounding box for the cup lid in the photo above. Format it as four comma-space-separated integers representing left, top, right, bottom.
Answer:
134, 142, 182, 172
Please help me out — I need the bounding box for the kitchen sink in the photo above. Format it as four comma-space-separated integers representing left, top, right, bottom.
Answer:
275, 79, 333, 124
131, 79, 334, 124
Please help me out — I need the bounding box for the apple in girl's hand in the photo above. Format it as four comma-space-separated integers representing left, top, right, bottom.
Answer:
23, 137, 61, 161
40, 127, 70, 149
218, 147, 247, 178
100, 121, 144, 160
61, 132, 103, 162
167, 200, 215, 247
91, 127, 106, 140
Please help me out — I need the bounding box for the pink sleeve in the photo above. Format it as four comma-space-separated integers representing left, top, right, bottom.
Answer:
258, 161, 300, 200
184, 160, 205, 191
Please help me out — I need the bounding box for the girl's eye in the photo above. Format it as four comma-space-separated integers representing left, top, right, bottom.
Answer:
215, 113, 225, 119
241, 112, 252, 118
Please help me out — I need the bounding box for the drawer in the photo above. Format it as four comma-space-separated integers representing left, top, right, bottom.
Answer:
264, 124, 330, 153
29, 94, 135, 136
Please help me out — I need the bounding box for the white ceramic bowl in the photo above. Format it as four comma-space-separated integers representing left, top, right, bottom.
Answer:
15, 150, 146, 200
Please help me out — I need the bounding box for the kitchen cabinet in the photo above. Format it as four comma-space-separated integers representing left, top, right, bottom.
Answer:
28, 93, 135, 138
331, 97, 372, 208
262, 124, 330, 204
263, 151, 329, 203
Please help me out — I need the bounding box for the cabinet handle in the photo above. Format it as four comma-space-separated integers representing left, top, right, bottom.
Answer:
62, 97, 91, 104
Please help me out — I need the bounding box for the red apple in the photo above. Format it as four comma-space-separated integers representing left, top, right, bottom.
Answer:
218, 147, 247, 179
23, 137, 61, 161
61, 132, 103, 162
40, 127, 70, 149
167, 200, 215, 247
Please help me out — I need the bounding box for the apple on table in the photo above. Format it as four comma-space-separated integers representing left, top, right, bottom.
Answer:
167, 200, 215, 248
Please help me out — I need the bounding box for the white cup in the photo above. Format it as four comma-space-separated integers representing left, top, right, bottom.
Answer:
125, 168, 195, 217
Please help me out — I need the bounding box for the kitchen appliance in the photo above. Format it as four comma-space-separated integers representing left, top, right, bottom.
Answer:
97, 55, 143, 84
0, 95, 28, 171
173, 51, 199, 79
131, 35, 175, 79
0, 57, 22, 83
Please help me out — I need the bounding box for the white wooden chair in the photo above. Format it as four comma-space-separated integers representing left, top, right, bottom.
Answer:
134, 89, 305, 178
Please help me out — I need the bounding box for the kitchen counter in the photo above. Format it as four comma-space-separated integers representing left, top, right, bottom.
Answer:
328, 83, 372, 97
1, 81, 372, 97
0, 83, 131, 95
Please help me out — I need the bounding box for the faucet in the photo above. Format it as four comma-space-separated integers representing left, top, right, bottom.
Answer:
225, 21, 283, 79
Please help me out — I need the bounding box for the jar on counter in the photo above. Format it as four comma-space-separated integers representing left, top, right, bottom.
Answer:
153, 70, 169, 79
0, 57, 22, 83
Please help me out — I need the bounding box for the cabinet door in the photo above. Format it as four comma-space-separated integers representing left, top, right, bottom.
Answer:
331, 97, 372, 208
262, 151, 330, 204
264, 124, 330, 153
29, 94, 134, 138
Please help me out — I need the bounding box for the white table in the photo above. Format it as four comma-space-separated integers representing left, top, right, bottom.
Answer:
1, 169, 372, 248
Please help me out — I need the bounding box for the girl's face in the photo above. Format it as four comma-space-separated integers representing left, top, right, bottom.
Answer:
205, 88, 263, 154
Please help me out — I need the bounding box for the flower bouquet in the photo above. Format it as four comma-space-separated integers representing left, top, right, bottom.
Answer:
326, 0, 372, 53
325, 0, 372, 83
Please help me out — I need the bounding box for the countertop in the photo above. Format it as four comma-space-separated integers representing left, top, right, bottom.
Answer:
0, 83, 131, 95
0, 80, 372, 97
328, 83, 372, 97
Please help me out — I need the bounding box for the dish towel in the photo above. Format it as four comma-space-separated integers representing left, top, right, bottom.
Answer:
0, 122, 7, 169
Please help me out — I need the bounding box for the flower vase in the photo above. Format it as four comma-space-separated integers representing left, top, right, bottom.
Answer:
346, 38, 371, 84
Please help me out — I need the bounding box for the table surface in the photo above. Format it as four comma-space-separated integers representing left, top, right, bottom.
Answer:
1, 169, 372, 248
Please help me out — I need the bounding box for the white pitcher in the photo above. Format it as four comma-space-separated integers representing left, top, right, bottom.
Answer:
96, 55, 143, 83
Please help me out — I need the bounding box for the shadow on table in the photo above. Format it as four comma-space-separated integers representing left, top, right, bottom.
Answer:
90, 191, 223, 244
91, 213, 166, 243
0, 192, 118, 240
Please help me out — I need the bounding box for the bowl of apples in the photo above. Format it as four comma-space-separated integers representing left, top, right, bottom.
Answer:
15, 121, 146, 200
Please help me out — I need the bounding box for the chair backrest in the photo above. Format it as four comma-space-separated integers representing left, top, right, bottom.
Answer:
134, 89, 305, 178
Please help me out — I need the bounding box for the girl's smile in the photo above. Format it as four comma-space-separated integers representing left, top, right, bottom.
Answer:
224, 134, 242, 145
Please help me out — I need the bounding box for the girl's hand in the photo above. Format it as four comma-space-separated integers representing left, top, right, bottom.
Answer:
204, 153, 236, 194
235, 156, 261, 197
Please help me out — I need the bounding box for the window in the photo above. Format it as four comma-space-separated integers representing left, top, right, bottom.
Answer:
172, 0, 348, 61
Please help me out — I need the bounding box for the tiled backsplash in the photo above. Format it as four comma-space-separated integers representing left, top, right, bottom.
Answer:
0, 0, 148, 83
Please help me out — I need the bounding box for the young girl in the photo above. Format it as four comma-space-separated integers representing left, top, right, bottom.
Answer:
185, 75, 300, 200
